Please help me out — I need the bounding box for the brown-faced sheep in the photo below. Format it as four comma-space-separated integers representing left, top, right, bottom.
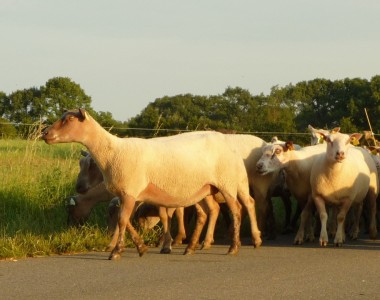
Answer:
42, 109, 262, 260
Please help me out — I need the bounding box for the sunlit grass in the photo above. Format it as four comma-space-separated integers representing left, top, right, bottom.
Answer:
0, 139, 161, 260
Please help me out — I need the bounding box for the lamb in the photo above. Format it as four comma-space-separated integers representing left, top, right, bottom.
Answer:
42, 109, 262, 260
310, 131, 378, 246
256, 141, 328, 244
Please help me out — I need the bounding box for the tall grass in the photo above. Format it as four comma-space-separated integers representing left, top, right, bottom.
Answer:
0, 138, 160, 260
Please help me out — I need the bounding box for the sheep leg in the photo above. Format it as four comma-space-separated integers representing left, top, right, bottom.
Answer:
367, 192, 378, 240
237, 193, 262, 248
313, 195, 329, 247
328, 207, 337, 238
184, 201, 208, 255
109, 196, 148, 260
160, 207, 174, 254
281, 193, 293, 234
349, 203, 362, 240
334, 199, 351, 247
172, 207, 187, 245
201, 195, 220, 250
223, 195, 242, 255
294, 196, 314, 245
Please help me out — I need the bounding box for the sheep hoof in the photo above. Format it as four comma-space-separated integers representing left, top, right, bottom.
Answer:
160, 248, 172, 254
183, 248, 195, 255
320, 240, 328, 247
108, 252, 121, 260
227, 245, 239, 255
335, 242, 343, 247
253, 238, 262, 248
369, 230, 377, 240
200, 242, 212, 250
137, 244, 149, 257
293, 240, 303, 245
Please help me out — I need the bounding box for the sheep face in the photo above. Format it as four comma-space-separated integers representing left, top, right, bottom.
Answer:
321, 132, 363, 163
256, 143, 292, 175
65, 196, 92, 227
76, 151, 104, 194
42, 109, 88, 144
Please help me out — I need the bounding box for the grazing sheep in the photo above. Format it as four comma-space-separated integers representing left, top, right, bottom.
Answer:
311, 131, 378, 246
256, 142, 328, 244
65, 182, 115, 228
42, 109, 262, 260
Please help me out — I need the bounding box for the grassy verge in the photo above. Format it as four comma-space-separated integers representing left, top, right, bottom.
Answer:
0, 139, 161, 260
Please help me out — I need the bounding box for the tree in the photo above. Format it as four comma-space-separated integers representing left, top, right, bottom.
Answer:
41, 77, 93, 123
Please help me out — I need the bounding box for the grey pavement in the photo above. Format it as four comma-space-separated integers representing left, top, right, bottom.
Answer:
1, 235, 380, 300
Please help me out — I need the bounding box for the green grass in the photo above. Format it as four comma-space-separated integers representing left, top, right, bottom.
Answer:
0, 139, 161, 260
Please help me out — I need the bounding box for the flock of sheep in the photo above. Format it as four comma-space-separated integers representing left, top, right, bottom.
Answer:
42, 108, 379, 260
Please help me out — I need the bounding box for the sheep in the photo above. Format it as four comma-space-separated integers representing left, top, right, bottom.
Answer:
42, 109, 262, 260
187, 134, 284, 250
74, 150, 190, 253
78, 134, 279, 254
310, 131, 378, 246
66, 182, 115, 228
256, 141, 329, 244
308, 125, 343, 145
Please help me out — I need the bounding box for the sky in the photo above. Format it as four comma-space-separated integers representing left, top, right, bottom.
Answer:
1, 0, 380, 122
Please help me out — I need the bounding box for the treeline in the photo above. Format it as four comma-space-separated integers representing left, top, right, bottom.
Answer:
1, 76, 380, 143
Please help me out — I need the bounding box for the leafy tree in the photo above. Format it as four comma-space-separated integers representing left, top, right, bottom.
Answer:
41, 77, 93, 123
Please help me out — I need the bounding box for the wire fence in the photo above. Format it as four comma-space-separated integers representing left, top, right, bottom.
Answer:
1, 122, 379, 144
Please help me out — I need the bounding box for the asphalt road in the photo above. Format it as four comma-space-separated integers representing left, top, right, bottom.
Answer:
1, 235, 380, 300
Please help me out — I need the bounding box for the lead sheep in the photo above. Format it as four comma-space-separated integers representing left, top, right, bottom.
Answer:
73, 133, 281, 254
42, 109, 262, 260
74, 150, 188, 252
310, 131, 378, 246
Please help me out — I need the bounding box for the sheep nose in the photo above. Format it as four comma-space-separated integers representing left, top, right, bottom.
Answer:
336, 151, 345, 160
256, 162, 263, 170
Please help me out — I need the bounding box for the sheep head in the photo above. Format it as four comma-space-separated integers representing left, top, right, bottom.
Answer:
42, 108, 90, 144
308, 125, 340, 145
319, 131, 363, 163
256, 142, 293, 175
76, 151, 104, 194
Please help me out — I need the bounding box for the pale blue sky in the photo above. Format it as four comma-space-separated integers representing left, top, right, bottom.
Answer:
1, 0, 380, 121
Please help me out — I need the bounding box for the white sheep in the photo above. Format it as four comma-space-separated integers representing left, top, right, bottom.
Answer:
77, 134, 279, 254
256, 142, 328, 244
42, 109, 262, 260
310, 131, 378, 246
74, 150, 188, 253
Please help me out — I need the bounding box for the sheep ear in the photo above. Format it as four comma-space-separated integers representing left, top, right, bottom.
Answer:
331, 127, 340, 133
78, 108, 89, 120
350, 133, 362, 145
284, 141, 294, 151
81, 150, 89, 157
308, 125, 316, 132
317, 132, 328, 142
